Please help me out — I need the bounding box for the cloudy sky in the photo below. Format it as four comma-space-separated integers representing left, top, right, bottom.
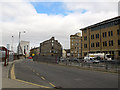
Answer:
0, 0, 119, 52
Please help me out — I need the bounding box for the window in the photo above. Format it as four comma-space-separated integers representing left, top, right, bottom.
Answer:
111, 40, 113, 46
91, 43, 94, 47
111, 31, 113, 36
108, 31, 110, 36
103, 42, 105, 46
84, 52, 87, 56
103, 41, 107, 46
96, 34, 99, 39
52, 47, 53, 49
105, 41, 107, 46
96, 34, 97, 38
105, 32, 107, 37
84, 36, 87, 40
119, 51, 120, 56
91, 35, 94, 39
103, 32, 107, 38
52, 40, 54, 42
84, 44, 87, 48
108, 31, 113, 37
96, 42, 99, 47
118, 40, 120, 45
109, 41, 110, 46
52, 43, 54, 46
98, 34, 99, 38
109, 40, 113, 46
103, 33, 104, 37
117, 29, 120, 35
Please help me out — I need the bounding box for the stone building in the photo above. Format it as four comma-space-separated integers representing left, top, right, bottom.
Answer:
70, 33, 82, 58
40, 37, 62, 57
80, 16, 120, 60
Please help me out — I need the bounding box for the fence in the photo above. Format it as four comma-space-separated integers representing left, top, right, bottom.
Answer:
59, 60, 120, 73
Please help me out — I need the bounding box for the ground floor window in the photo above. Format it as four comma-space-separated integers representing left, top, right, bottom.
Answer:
84, 52, 87, 56
119, 51, 120, 56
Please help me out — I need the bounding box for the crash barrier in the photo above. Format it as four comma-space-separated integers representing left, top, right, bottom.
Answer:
33, 55, 60, 64
59, 59, 120, 73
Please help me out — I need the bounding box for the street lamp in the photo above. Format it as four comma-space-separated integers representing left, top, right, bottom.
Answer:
11, 36, 14, 51
18, 31, 26, 59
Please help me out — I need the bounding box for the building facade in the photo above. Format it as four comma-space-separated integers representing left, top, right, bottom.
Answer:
80, 16, 120, 60
62, 49, 70, 58
70, 33, 82, 58
30, 47, 40, 56
40, 37, 62, 57
62, 49, 66, 58
17, 41, 30, 57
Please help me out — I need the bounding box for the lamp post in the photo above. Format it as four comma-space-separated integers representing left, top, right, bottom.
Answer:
11, 36, 14, 51
18, 31, 26, 59
11, 36, 14, 61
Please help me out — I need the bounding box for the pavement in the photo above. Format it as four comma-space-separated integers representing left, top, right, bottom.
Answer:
2, 60, 40, 88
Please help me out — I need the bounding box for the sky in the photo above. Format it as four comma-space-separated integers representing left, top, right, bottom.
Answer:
0, 0, 119, 53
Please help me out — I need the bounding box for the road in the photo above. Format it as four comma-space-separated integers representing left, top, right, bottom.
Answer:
12, 59, 118, 88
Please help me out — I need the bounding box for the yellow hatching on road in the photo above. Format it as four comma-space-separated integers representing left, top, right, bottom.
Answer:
15, 79, 50, 88
49, 82, 55, 87
11, 64, 16, 79
41, 77, 45, 80
10, 63, 50, 88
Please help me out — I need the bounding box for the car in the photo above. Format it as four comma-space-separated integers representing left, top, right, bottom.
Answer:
60, 58, 66, 62
69, 58, 79, 62
92, 60, 100, 64
28, 56, 32, 59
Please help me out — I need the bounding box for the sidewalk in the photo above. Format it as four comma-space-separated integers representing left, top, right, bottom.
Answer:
2, 60, 40, 88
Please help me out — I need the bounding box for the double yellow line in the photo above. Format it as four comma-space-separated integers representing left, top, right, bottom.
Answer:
10, 64, 51, 88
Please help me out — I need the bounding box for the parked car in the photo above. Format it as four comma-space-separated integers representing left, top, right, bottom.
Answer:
28, 56, 32, 59
92, 60, 100, 64
60, 58, 66, 62
69, 58, 79, 62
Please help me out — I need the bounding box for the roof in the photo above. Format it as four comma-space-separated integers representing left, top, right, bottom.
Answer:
80, 16, 120, 31
30, 47, 39, 51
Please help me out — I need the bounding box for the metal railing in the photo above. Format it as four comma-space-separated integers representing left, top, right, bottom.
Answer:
59, 59, 120, 73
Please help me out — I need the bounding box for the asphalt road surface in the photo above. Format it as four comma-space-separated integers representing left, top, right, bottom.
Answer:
14, 59, 118, 88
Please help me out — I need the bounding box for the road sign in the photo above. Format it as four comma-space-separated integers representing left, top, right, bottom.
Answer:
32, 53, 35, 56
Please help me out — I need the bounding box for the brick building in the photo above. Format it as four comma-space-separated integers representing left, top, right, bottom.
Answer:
70, 33, 82, 58
40, 37, 62, 57
80, 16, 120, 60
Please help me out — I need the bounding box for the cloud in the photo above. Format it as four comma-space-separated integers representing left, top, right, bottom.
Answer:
0, 0, 118, 52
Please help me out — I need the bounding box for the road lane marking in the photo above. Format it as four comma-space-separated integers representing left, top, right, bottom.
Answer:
33, 70, 35, 72
41, 77, 45, 80
36, 73, 39, 76
11, 64, 16, 79
49, 82, 55, 87
15, 79, 50, 88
